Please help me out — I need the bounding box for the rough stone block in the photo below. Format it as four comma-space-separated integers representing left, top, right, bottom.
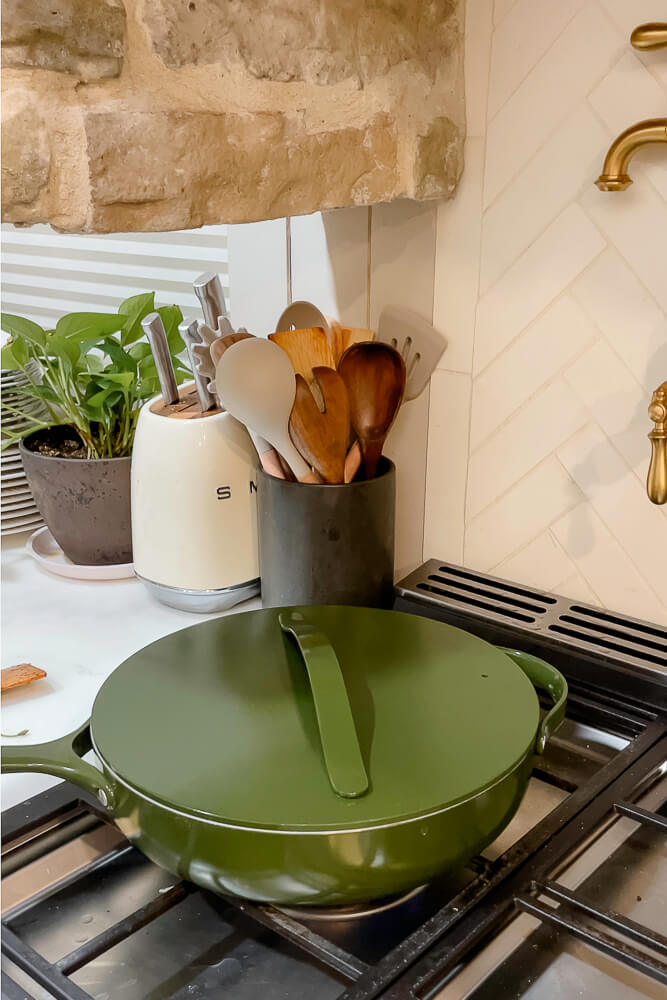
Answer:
1, 0, 464, 231
2, 0, 125, 81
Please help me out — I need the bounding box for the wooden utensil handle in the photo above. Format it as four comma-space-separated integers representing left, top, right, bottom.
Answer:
360, 438, 384, 480
344, 440, 363, 483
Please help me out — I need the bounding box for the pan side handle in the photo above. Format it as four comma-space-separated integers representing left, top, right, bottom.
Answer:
498, 648, 568, 755
1, 720, 117, 808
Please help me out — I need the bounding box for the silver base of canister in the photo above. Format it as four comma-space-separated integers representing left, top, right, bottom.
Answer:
137, 574, 260, 613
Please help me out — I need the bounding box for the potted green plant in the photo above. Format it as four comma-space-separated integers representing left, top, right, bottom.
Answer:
1, 293, 191, 565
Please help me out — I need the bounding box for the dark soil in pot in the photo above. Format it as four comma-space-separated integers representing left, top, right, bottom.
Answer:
20, 427, 132, 566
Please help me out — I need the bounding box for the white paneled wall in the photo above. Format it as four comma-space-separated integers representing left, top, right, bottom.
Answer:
428, 0, 667, 624
287, 203, 437, 580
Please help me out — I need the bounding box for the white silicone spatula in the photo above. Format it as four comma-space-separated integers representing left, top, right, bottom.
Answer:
215, 337, 318, 483
376, 306, 447, 400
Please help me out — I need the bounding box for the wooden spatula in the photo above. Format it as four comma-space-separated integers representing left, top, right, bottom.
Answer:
269, 328, 335, 383
341, 327, 374, 354
289, 367, 350, 484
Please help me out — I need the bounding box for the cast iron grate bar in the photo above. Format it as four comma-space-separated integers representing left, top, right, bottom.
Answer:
339, 724, 666, 999
55, 882, 194, 975
2, 969, 38, 1000
614, 800, 667, 832
2, 844, 134, 924
514, 895, 667, 985
2, 926, 93, 1000
534, 880, 667, 953
226, 896, 368, 981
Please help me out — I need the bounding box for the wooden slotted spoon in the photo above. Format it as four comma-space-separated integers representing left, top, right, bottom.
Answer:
289, 367, 350, 484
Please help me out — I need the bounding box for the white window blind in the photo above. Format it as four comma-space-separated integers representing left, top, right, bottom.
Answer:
1, 223, 229, 328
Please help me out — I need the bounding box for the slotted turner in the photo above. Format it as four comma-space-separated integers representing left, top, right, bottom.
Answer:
376, 306, 447, 401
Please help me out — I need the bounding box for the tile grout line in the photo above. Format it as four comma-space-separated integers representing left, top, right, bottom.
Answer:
472, 239, 607, 379
465, 460, 586, 571
482, 13, 626, 213
574, 200, 667, 325
466, 409, 591, 523
547, 524, 604, 606
468, 307, 601, 456
486, 0, 589, 128
551, 451, 667, 611
420, 207, 437, 565
464, 0, 495, 565
285, 217, 292, 306
464, 435, 586, 530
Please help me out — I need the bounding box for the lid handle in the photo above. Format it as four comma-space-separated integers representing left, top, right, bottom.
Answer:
279, 612, 369, 799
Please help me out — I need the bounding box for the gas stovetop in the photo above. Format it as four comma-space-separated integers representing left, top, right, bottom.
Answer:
2, 561, 666, 1000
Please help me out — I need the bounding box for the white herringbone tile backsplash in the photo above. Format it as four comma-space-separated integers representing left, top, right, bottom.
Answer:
427, 0, 667, 625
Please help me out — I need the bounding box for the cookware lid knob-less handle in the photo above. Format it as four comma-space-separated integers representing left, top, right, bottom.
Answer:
499, 648, 568, 754
279, 613, 369, 799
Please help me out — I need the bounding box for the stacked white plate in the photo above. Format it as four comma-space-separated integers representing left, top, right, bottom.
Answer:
2, 368, 45, 535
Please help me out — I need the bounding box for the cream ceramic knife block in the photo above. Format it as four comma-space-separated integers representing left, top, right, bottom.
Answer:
131, 385, 260, 612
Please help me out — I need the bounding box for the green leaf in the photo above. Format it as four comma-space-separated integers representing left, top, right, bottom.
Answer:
56, 313, 125, 340
96, 371, 136, 387
100, 338, 137, 374
128, 342, 152, 362
157, 305, 185, 355
1, 313, 46, 348
46, 334, 81, 369
1, 341, 25, 370
119, 292, 155, 346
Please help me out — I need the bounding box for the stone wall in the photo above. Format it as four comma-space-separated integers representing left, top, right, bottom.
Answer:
1, 0, 465, 232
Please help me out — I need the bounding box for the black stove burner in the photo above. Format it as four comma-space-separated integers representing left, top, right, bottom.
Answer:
2, 561, 666, 1000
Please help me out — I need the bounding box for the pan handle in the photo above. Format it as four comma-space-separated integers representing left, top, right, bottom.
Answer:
279, 612, 369, 799
499, 648, 568, 754
1, 720, 117, 809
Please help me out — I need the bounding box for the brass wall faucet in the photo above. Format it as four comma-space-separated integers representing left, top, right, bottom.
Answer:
595, 118, 667, 191
595, 23, 667, 191
648, 384, 667, 505
595, 24, 667, 504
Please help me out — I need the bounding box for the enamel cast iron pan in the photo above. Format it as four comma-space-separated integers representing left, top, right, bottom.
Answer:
1, 607, 567, 907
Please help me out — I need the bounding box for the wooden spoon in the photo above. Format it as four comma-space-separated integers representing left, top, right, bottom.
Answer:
337, 342, 406, 479
215, 337, 319, 483
289, 367, 350, 484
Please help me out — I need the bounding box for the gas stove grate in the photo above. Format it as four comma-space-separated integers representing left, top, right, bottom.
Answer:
2, 713, 664, 1000
3, 562, 667, 1000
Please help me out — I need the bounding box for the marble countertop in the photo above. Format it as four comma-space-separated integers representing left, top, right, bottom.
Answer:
1, 530, 260, 811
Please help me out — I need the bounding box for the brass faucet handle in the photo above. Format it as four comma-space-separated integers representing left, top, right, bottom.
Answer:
631, 23, 667, 50
647, 381, 667, 506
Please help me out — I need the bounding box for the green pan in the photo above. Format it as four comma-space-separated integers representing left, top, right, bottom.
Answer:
1, 606, 567, 907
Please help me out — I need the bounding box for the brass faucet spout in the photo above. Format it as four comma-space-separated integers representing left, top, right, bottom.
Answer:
647, 382, 667, 506
595, 118, 667, 191
631, 23, 667, 50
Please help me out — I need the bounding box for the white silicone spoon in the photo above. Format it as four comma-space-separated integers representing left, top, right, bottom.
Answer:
215, 337, 318, 483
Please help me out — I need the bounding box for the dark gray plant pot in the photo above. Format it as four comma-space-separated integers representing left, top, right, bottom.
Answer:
20, 429, 132, 566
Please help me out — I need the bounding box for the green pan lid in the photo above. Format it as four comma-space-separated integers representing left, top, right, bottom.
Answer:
91, 606, 540, 832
